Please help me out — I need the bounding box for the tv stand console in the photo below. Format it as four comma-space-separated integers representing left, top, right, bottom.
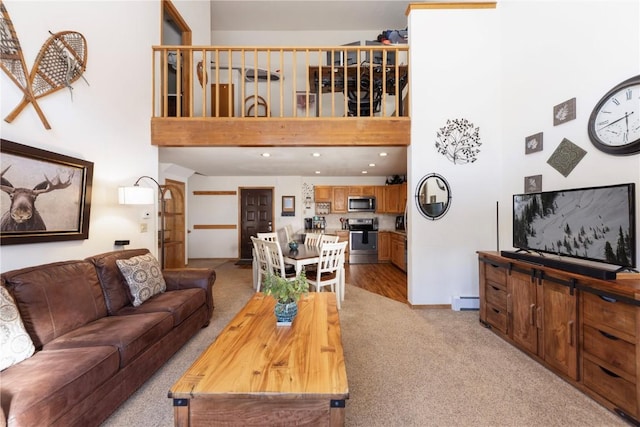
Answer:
500, 250, 619, 280
478, 251, 640, 425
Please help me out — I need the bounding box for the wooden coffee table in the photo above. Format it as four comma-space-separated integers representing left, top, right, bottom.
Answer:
169, 292, 349, 426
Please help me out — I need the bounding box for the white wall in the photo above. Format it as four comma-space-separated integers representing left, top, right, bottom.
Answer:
407, 6, 501, 305
0, 0, 210, 272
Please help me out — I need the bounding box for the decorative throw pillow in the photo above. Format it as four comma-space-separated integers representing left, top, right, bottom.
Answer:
116, 253, 166, 307
0, 285, 35, 371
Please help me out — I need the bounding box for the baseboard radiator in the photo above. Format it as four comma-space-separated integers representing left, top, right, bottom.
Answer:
452, 296, 480, 311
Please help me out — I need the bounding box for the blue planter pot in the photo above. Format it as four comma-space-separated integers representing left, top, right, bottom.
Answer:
274, 301, 298, 325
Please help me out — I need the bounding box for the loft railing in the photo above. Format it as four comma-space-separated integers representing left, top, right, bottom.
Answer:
152, 45, 409, 119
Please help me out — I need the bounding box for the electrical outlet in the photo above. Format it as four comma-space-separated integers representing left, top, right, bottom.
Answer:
140, 223, 148, 233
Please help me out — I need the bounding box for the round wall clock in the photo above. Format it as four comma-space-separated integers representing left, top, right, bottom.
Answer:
588, 74, 640, 155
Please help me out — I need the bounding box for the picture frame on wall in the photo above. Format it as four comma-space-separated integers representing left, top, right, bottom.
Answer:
0, 139, 94, 245
525, 132, 543, 154
282, 196, 295, 216
524, 174, 542, 193
296, 91, 316, 117
553, 97, 576, 126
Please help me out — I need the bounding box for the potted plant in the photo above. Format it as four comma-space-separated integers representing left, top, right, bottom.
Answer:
262, 270, 309, 326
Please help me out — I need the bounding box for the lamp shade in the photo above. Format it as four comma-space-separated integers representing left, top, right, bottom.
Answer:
118, 186, 154, 205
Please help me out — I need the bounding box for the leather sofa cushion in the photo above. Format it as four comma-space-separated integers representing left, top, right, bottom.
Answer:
114, 288, 205, 326
1, 261, 108, 349
1, 346, 119, 427
44, 312, 173, 368
86, 249, 150, 315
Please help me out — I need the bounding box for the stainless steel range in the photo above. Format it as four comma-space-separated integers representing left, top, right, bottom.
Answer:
348, 218, 378, 264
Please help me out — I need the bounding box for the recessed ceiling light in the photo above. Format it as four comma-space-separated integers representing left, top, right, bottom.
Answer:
312, 152, 321, 157
315, 170, 321, 174
369, 163, 376, 167
361, 171, 368, 174
379, 152, 387, 157
261, 152, 270, 157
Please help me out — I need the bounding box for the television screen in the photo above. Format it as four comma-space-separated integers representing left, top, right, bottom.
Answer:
512, 183, 636, 268
326, 41, 360, 66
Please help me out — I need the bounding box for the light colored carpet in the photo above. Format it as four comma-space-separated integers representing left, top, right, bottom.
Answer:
101, 261, 625, 427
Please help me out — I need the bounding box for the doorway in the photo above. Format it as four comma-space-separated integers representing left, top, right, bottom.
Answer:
161, 179, 186, 268
239, 188, 274, 260
162, 0, 192, 116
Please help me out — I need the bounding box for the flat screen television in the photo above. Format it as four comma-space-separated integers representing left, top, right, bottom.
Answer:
511, 183, 636, 269
326, 41, 360, 66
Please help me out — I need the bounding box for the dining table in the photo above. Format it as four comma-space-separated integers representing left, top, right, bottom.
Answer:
283, 244, 320, 276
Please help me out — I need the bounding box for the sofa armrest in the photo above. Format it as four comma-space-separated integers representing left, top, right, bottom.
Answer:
163, 268, 215, 320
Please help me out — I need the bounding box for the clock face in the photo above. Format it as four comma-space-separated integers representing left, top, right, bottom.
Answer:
588, 75, 640, 155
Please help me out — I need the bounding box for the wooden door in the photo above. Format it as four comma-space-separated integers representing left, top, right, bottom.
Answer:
542, 279, 578, 379
211, 84, 234, 117
240, 188, 273, 260
161, 179, 185, 268
162, 0, 192, 117
508, 270, 538, 354
332, 187, 348, 213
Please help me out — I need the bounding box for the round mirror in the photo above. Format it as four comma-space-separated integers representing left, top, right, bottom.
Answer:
415, 173, 452, 220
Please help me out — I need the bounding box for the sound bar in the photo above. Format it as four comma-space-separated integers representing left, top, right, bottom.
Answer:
500, 251, 617, 280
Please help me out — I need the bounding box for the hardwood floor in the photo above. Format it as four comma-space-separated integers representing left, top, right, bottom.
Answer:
345, 262, 408, 304
188, 259, 408, 304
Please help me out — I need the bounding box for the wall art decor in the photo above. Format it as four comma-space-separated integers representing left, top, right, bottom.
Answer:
435, 118, 481, 164
1, 139, 93, 245
546, 138, 586, 177
524, 175, 542, 193
553, 97, 576, 126
282, 196, 295, 216
0, 2, 88, 130
525, 132, 543, 154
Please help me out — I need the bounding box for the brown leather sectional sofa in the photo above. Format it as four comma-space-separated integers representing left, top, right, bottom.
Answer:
0, 248, 215, 427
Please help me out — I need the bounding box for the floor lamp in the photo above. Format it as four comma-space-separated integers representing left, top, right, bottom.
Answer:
118, 175, 165, 269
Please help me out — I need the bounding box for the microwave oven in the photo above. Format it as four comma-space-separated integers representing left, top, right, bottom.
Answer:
347, 196, 376, 212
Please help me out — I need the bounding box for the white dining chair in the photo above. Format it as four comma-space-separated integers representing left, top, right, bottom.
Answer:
305, 241, 347, 309
250, 236, 270, 292
257, 232, 278, 242
283, 224, 295, 243
262, 239, 297, 281
304, 232, 322, 247
318, 234, 340, 246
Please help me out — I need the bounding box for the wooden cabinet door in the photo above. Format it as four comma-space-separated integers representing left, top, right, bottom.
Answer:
332, 187, 348, 213
385, 185, 401, 213
362, 186, 375, 196
378, 232, 391, 261
542, 279, 578, 379
348, 186, 363, 195
375, 186, 386, 213
399, 182, 407, 212
314, 186, 332, 202
508, 270, 538, 355
390, 234, 406, 271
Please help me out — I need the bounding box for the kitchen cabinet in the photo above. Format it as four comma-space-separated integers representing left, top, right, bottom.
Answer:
375, 186, 386, 213
390, 232, 406, 271
378, 231, 390, 262
478, 251, 638, 422
314, 186, 332, 203
332, 187, 348, 213
383, 183, 407, 214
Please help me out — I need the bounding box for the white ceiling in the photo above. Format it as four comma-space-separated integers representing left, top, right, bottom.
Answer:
159, 1, 410, 178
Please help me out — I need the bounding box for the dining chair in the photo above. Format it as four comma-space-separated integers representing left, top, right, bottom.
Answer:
318, 234, 340, 246
257, 232, 279, 242
250, 236, 270, 292
262, 239, 297, 281
306, 241, 348, 309
304, 232, 322, 247
283, 224, 295, 243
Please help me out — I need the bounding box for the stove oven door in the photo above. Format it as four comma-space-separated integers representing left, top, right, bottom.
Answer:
349, 231, 378, 264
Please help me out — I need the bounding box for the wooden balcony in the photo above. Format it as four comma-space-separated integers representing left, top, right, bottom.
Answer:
151, 46, 410, 147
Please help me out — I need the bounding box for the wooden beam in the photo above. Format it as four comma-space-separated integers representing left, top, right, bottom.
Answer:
193, 191, 237, 196
407, 2, 497, 14
151, 117, 410, 147
193, 224, 237, 229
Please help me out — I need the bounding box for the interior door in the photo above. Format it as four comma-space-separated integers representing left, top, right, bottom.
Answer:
162, 0, 192, 117
162, 179, 186, 268
240, 188, 273, 260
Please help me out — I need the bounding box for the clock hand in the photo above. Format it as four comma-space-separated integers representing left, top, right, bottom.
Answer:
598, 111, 634, 131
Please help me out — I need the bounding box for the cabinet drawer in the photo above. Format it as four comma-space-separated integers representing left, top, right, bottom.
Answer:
485, 283, 507, 311
485, 305, 507, 333
583, 324, 636, 378
583, 358, 637, 417
583, 292, 636, 338
484, 263, 506, 288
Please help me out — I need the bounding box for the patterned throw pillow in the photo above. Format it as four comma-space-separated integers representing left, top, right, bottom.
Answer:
0, 285, 35, 371
116, 253, 166, 307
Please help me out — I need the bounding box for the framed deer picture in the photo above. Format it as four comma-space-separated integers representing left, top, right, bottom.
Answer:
1, 139, 93, 245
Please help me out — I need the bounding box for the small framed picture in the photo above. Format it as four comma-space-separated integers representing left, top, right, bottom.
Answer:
524, 175, 542, 193
525, 132, 543, 154
282, 196, 295, 216
296, 91, 316, 117
553, 97, 576, 126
